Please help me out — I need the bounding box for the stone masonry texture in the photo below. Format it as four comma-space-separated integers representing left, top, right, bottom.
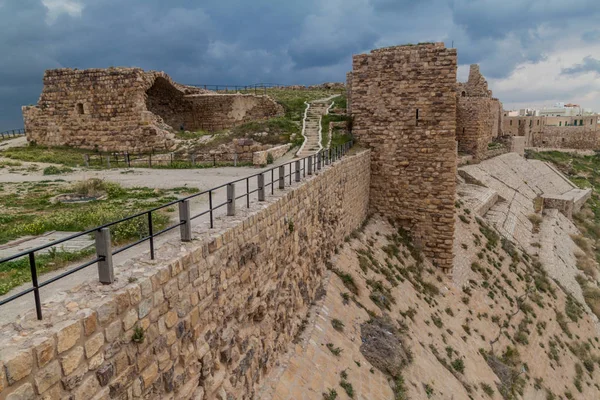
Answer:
350, 43, 456, 270
22, 68, 283, 153
502, 114, 599, 149
456, 64, 503, 161
0, 150, 370, 400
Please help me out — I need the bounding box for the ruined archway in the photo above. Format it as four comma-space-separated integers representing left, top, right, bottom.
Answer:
145, 77, 192, 131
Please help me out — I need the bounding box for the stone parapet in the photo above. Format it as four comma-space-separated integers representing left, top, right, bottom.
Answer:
252, 143, 292, 166
0, 149, 371, 400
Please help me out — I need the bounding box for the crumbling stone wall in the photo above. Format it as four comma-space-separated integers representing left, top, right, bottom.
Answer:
502, 115, 600, 149
0, 150, 371, 400
23, 68, 283, 152
532, 126, 600, 149
346, 72, 353, 114
456, 65, 503, 161
183, 95, 283, 132
350, 43, 456, 270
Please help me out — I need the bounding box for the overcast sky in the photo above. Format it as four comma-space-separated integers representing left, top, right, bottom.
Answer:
2, 0, 600, 130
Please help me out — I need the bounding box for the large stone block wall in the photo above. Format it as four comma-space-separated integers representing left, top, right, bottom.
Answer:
0, 150, 371, 400
23, 68, 283, 153
183, 95, 283, 131
346, 72, 353, 115
456, 97, 502, 160
23, 68, 177, 153
350, 43, 457, 270
503, 115, 599, 150
456, 65, 503, 161
531, 126, 600, 149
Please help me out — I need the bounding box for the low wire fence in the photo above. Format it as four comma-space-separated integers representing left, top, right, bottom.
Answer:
0, 141, 355, 320
0, 128, 26, 140
81, 151, 257, 169
185, 83, 345, 96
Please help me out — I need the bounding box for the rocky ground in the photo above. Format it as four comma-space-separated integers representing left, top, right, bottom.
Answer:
261, 207, 600, 399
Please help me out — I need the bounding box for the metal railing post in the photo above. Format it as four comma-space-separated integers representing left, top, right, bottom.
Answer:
28, 253, 42, 320
95, 228, 114, 284
179, 199, 192, 242
258, 173, 265, 201
308, 156, 313, 175
227, 183, 236, 216
295, 160, 301, 182
317, 152, 322, 170
147, 212, 155, 260
279, 166, 285, 189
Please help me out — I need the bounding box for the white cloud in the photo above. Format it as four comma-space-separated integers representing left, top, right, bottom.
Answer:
42, 0, 82, 24
488, 35, 600, 112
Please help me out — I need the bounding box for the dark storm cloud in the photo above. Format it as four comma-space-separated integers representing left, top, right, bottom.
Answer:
1, 0, 600, 129
562, 56, 600, 77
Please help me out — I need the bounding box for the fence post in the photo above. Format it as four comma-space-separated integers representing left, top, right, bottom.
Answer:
227, 183, 236, 216
317, 152, 322, 170
95, 228, 114, 284
308, 155, 313, 175
295, 160, 301, 182
83, 154, 89, 168
234, 153, 238, 167
258, 173, 265, 201
106, 156, 111, 169
279, 166, 285, 189
148, 154, 152, 168
179, 199, 192, 242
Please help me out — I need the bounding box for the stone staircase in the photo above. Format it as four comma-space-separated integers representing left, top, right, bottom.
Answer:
296, 97, 336, 158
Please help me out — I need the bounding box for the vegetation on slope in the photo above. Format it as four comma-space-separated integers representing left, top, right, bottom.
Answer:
322, 210, 600, 400
528, 150, 600, 319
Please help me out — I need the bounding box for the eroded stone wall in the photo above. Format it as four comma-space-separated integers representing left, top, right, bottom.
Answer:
23, 68, 283, 153
531, 126, 600, 149
183, 95, 283, 132
350, 43, 456, 270
456, 65, 503, 161
0, 150, 371, 400
23, 68, 177, 153
502, 115, 600, 149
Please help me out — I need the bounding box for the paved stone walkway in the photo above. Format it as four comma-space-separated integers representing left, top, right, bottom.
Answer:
0, 232, 94, 259
296, 96, 337, 158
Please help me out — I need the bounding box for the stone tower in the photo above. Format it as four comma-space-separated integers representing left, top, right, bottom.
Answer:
350, 43, 457, 271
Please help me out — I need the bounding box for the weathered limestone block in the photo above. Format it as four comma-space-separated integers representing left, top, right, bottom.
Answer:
55, 320, 82, 354
2, 349, 33, 385
60, 346, 84, 376
34, 360, 61, 394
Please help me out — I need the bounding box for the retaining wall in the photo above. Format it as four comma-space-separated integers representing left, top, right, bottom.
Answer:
0, 150, 371, 400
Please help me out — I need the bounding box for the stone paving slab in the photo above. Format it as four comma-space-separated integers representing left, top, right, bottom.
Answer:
0, 231, 94, 259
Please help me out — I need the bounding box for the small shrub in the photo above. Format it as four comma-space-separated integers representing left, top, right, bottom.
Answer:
132, 326, 145, 343
266, 152, 274, 164
451, 358, 465, 373
326, 343, 342, 356
322, 388, 338, 400
481, 382, 494, 397
339, 380, 354, 398
43, 165, 73, 175
331, 319, 345, 332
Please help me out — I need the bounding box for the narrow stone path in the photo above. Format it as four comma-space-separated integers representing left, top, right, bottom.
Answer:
296, 96, 337, 158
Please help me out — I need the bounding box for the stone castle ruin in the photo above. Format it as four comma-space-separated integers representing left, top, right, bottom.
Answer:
22, 68, 284, 152
502, 113, 600, 149
349, 43, 458, 271
456, 64, 503, 161
5, 43, 599, 400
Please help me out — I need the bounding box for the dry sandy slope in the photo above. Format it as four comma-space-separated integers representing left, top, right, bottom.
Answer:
262, 212, 600, 400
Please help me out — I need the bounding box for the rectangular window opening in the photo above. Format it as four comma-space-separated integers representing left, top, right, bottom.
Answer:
77, 103, 84, 115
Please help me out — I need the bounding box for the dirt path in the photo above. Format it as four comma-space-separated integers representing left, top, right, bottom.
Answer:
0, 149, 299, 325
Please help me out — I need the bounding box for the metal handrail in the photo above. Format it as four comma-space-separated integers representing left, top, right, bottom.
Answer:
0, 141, 355, 320
0, 128, 26, 139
